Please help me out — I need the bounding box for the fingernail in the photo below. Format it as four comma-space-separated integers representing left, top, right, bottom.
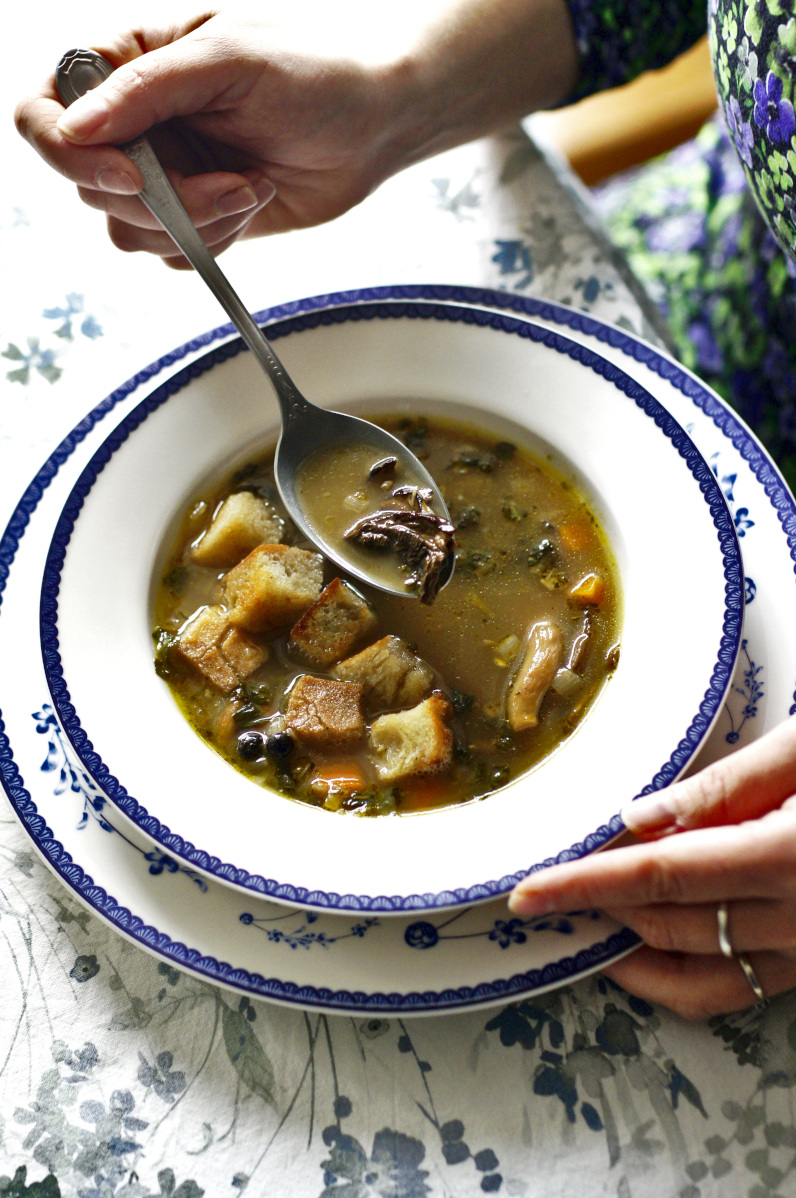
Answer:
96, 168, 139, 195
621, 793, 676, 835
214, 186, 258, 217
57, 92, 110, 141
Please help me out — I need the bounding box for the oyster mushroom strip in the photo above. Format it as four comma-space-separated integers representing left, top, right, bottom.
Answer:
343, 488, 456, 605
506, 619, 563, 731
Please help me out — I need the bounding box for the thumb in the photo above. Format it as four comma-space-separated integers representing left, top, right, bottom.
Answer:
56, 38, 234, 146
621, 715, 796, 839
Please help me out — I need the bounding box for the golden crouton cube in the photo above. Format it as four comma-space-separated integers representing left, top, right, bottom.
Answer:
173, 605, 268, 693
369, 692, 454, 782
285, 675, 365, 749
223, 544, 324, 634
333, 635, 434, 713
288, 578, 377, 667
191, 491, 286, 569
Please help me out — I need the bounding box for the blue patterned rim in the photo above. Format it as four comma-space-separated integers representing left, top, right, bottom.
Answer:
0, 283, 772, 1010
39, 296, 744, 914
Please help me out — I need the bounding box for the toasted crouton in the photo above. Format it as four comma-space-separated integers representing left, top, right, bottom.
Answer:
223, 544, 323, 634
191, 491, 286, 568
332, 635, 435, 713
288, 578, 377, 666
369, 692, 454, 782
285, 675, 365, 749
173, 605, 268, 693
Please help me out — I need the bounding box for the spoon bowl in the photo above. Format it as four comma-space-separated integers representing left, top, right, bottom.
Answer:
55, 48, 454, 599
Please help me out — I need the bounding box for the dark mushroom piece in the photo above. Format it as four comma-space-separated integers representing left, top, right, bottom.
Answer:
344, 490, 456, 604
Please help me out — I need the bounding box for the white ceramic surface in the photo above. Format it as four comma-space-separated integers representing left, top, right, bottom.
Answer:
40, 297, 742, 912
0, 286, 791, 1013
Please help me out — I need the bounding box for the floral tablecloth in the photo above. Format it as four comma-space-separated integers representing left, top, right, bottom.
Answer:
3, 16, 796, 1198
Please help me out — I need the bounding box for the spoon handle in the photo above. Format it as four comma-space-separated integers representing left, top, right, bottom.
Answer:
55, 48, 308, 424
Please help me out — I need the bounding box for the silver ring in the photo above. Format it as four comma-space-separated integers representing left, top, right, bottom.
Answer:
717, 900, 734, 958
737, 953, 767, 1010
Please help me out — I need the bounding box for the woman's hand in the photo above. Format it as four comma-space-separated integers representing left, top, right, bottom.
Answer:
509, 717, 796, 1019
13, 1, 578, 265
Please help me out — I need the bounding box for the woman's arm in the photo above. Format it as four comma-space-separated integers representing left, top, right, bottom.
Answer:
13, 1, 579, 263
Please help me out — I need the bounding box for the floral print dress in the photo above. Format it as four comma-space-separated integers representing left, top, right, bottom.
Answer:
565, 0, 796, 489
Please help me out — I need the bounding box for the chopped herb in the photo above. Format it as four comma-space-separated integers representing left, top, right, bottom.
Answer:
240, 681, 272, 705
451, 689, 475, 717
354, 787, 402, 816
493, 441, 517, 461
448, 446, 498, 472
230, 462, 259, 486
501, 499, 528, 521
152, 629, 177, 679
233, 703, 266, 729
527, 538, 557, 569
455, 504, 481, 529
162, 565, 187, 595
490, 765, 511, 787
341, 793, 371, 813
494, 729, 517, 753
397, 417, 429, 455
457, 549, 496, 576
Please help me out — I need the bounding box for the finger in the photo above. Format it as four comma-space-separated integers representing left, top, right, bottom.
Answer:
54, 35, 250, 148
77, 170, 274, 230
509, 808, 796, 916
603, 946, 796, 1020
106, 207, 260, 257
162, 229, 248, 268
621, 716, 796, 839
604, 899, 796, 956
15, 90, 143, 194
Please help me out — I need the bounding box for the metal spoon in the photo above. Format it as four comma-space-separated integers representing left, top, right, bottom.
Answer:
55, 48, 454, 600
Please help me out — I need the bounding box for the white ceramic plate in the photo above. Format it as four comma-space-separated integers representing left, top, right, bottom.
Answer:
40, 297, 743, 912
0, 285, 790, 1013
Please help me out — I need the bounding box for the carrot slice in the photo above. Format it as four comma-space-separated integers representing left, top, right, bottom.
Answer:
559, 518, 593, 552
313, 762, 368, 793
569, 573, 606, 607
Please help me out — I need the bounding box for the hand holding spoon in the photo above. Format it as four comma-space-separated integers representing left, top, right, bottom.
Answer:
55, 48, 454, 601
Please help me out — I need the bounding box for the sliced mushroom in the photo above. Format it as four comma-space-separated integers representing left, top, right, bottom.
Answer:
506, 619, 563, 731
344, 491, 455, 604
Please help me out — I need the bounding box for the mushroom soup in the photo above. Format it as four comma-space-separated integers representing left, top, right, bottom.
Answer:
152, 414, 621, 815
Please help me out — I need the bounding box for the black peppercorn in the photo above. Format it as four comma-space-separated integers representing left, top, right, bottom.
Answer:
237, 730, 265, 761
265, 732, 295, 761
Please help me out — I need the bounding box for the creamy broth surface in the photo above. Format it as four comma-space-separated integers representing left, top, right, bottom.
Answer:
153, 414, 621, 815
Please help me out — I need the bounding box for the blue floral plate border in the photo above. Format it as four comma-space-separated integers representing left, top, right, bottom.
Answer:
0, 283, 786, 1011
38, 297, 743, 912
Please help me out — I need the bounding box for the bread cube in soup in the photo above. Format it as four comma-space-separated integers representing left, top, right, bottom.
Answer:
191, 491, 285, 568
289, 578, 377, 666
173, 604, 268, 693
369, 692, 453, 782
332, 635, 434, 713
223, 544, 323, 634
285, 675, 365, 749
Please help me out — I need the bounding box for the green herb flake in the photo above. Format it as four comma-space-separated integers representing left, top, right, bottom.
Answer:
455, 504, 481, 529
152, 629, 177, 679
501, 499, 528, 521
457, 549, 496, 576
451, 689, 475, 717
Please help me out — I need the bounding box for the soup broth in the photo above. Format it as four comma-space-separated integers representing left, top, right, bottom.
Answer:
152, 414, 621, 815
